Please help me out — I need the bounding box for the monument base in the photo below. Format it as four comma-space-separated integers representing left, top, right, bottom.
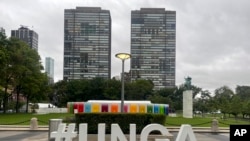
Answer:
183, 90, 193, 118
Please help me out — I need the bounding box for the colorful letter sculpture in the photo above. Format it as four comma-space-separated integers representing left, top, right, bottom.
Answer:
67, 100, 169, 115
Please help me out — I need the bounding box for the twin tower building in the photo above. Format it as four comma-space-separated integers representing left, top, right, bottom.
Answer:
63, 7, 176, 90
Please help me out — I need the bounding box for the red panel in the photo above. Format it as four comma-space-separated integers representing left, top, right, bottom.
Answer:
78, 103, 84, 113
101, 104, 109, 112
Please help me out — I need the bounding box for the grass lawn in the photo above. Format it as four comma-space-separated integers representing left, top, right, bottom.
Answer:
0, 113, 250, 127
0, 113, 74, 125
166, 116, 250, 127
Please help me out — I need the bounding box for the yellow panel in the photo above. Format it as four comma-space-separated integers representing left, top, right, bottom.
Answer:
92, 103, 100, 113
139, 104, 146, 113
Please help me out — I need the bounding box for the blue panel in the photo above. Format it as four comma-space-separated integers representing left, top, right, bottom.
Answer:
164, 105, 169, 115
84, 103, 91, 113
154, 104, 159, 114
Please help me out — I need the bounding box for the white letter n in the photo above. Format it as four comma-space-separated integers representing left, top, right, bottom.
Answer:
111, 124, 136, 141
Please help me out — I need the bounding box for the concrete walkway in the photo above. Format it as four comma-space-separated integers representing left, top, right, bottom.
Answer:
0, 125, 229, 141
17, 132, 229, 141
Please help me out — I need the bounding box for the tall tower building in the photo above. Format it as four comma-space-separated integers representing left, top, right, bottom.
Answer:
63, 7, 111, 80
45, 57, 54, 84
130, 8, 176, 90
11, 26, 38, 51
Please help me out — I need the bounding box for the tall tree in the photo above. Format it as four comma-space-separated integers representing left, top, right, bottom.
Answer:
50, 80, 68, 107
229, 95, 242, 119
10, 38, 44, 113
22, 72, 49, 113
236, 85, 250, 100
0, 33, 15, 113
214, 86, 234, 118
242, 101, 250, 118
193, 90, 211, 117
0, 34, 46, 113
172, 84, 202, 110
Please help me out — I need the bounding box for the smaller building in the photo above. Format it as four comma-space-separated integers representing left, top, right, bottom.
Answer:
113, 72, 131, 82
11, 25, 38, 51
45, 57, 54, 84
0, 27, 5, 35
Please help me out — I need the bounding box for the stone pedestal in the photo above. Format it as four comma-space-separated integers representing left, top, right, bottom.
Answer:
211, 119, 218, 134
49, 119, 63, 141
30, 117, 38, 130
183, 90, 193, 118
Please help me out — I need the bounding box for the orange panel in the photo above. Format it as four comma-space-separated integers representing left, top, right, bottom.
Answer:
130, 104, 137, 113
111, 104, 118, 113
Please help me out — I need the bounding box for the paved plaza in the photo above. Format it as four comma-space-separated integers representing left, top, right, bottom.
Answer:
0, 131, 229, 141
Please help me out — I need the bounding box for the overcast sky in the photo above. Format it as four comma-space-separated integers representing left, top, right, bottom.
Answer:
1, 0, 250, 93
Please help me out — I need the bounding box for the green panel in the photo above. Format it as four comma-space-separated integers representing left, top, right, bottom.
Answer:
147, 104, 153, 113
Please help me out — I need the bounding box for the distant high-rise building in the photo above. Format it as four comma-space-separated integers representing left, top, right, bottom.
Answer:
130, 8, 176, 90
63, 7, 111, 80
45, 57, 54, 84
11, 26, 38, 51
0, 27, 5, 35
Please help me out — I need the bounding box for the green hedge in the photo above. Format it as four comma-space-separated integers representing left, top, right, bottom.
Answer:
75, 113, 166, 134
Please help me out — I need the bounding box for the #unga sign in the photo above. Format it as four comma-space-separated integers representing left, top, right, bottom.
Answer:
51, 123, 197, 141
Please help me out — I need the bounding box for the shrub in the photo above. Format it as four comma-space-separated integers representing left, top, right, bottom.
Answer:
75, 113, 166, 134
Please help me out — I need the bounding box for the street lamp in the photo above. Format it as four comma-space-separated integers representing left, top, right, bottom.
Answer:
115, 53, 131, 113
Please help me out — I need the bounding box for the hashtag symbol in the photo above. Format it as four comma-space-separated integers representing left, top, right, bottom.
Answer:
50, 123, 77, 141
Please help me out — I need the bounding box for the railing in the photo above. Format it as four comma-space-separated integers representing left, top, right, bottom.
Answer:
0, 119, 48, 125
166, 121, 212, 127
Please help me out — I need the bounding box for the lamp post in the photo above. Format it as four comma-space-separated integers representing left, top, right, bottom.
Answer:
115, 53, 131, 113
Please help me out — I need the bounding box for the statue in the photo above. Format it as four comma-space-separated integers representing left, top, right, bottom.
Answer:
184, 76, 192, 90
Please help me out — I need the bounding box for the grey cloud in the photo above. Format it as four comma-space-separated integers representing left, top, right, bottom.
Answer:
1, 0, 249, 92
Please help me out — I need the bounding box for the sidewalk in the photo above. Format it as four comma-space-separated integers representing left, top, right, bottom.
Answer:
18, 132, 229, 141
0, 125, 229, 141
0, 125, 48, 131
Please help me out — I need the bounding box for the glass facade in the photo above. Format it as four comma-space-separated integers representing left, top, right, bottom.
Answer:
11, 26, 38, 51
45, 57, 54, 84
130, 8, 176, 90
63, 7, 111, 80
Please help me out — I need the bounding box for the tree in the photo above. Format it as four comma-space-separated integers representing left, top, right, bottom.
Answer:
88, 77, 106, 100
9, 38, 45, 113
242, 101, 250, 118
0, 33, 15, 113
236, 85, 250, 100
50, 80, 68, 107
229, 95, 242, 119
171, 84, 202, 111
193, 90, 211, 117
148, 88, 176, 109
66, 79, 90, 101
214, 86, 234, 118
103, 78, 121, 100
148, 93, 172, 104
0, 34, 46, 113
22, 72, 49, 113
125, 79, 154, 100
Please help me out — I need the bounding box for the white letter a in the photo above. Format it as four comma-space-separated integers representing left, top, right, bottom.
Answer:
234, 129, 241, 136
